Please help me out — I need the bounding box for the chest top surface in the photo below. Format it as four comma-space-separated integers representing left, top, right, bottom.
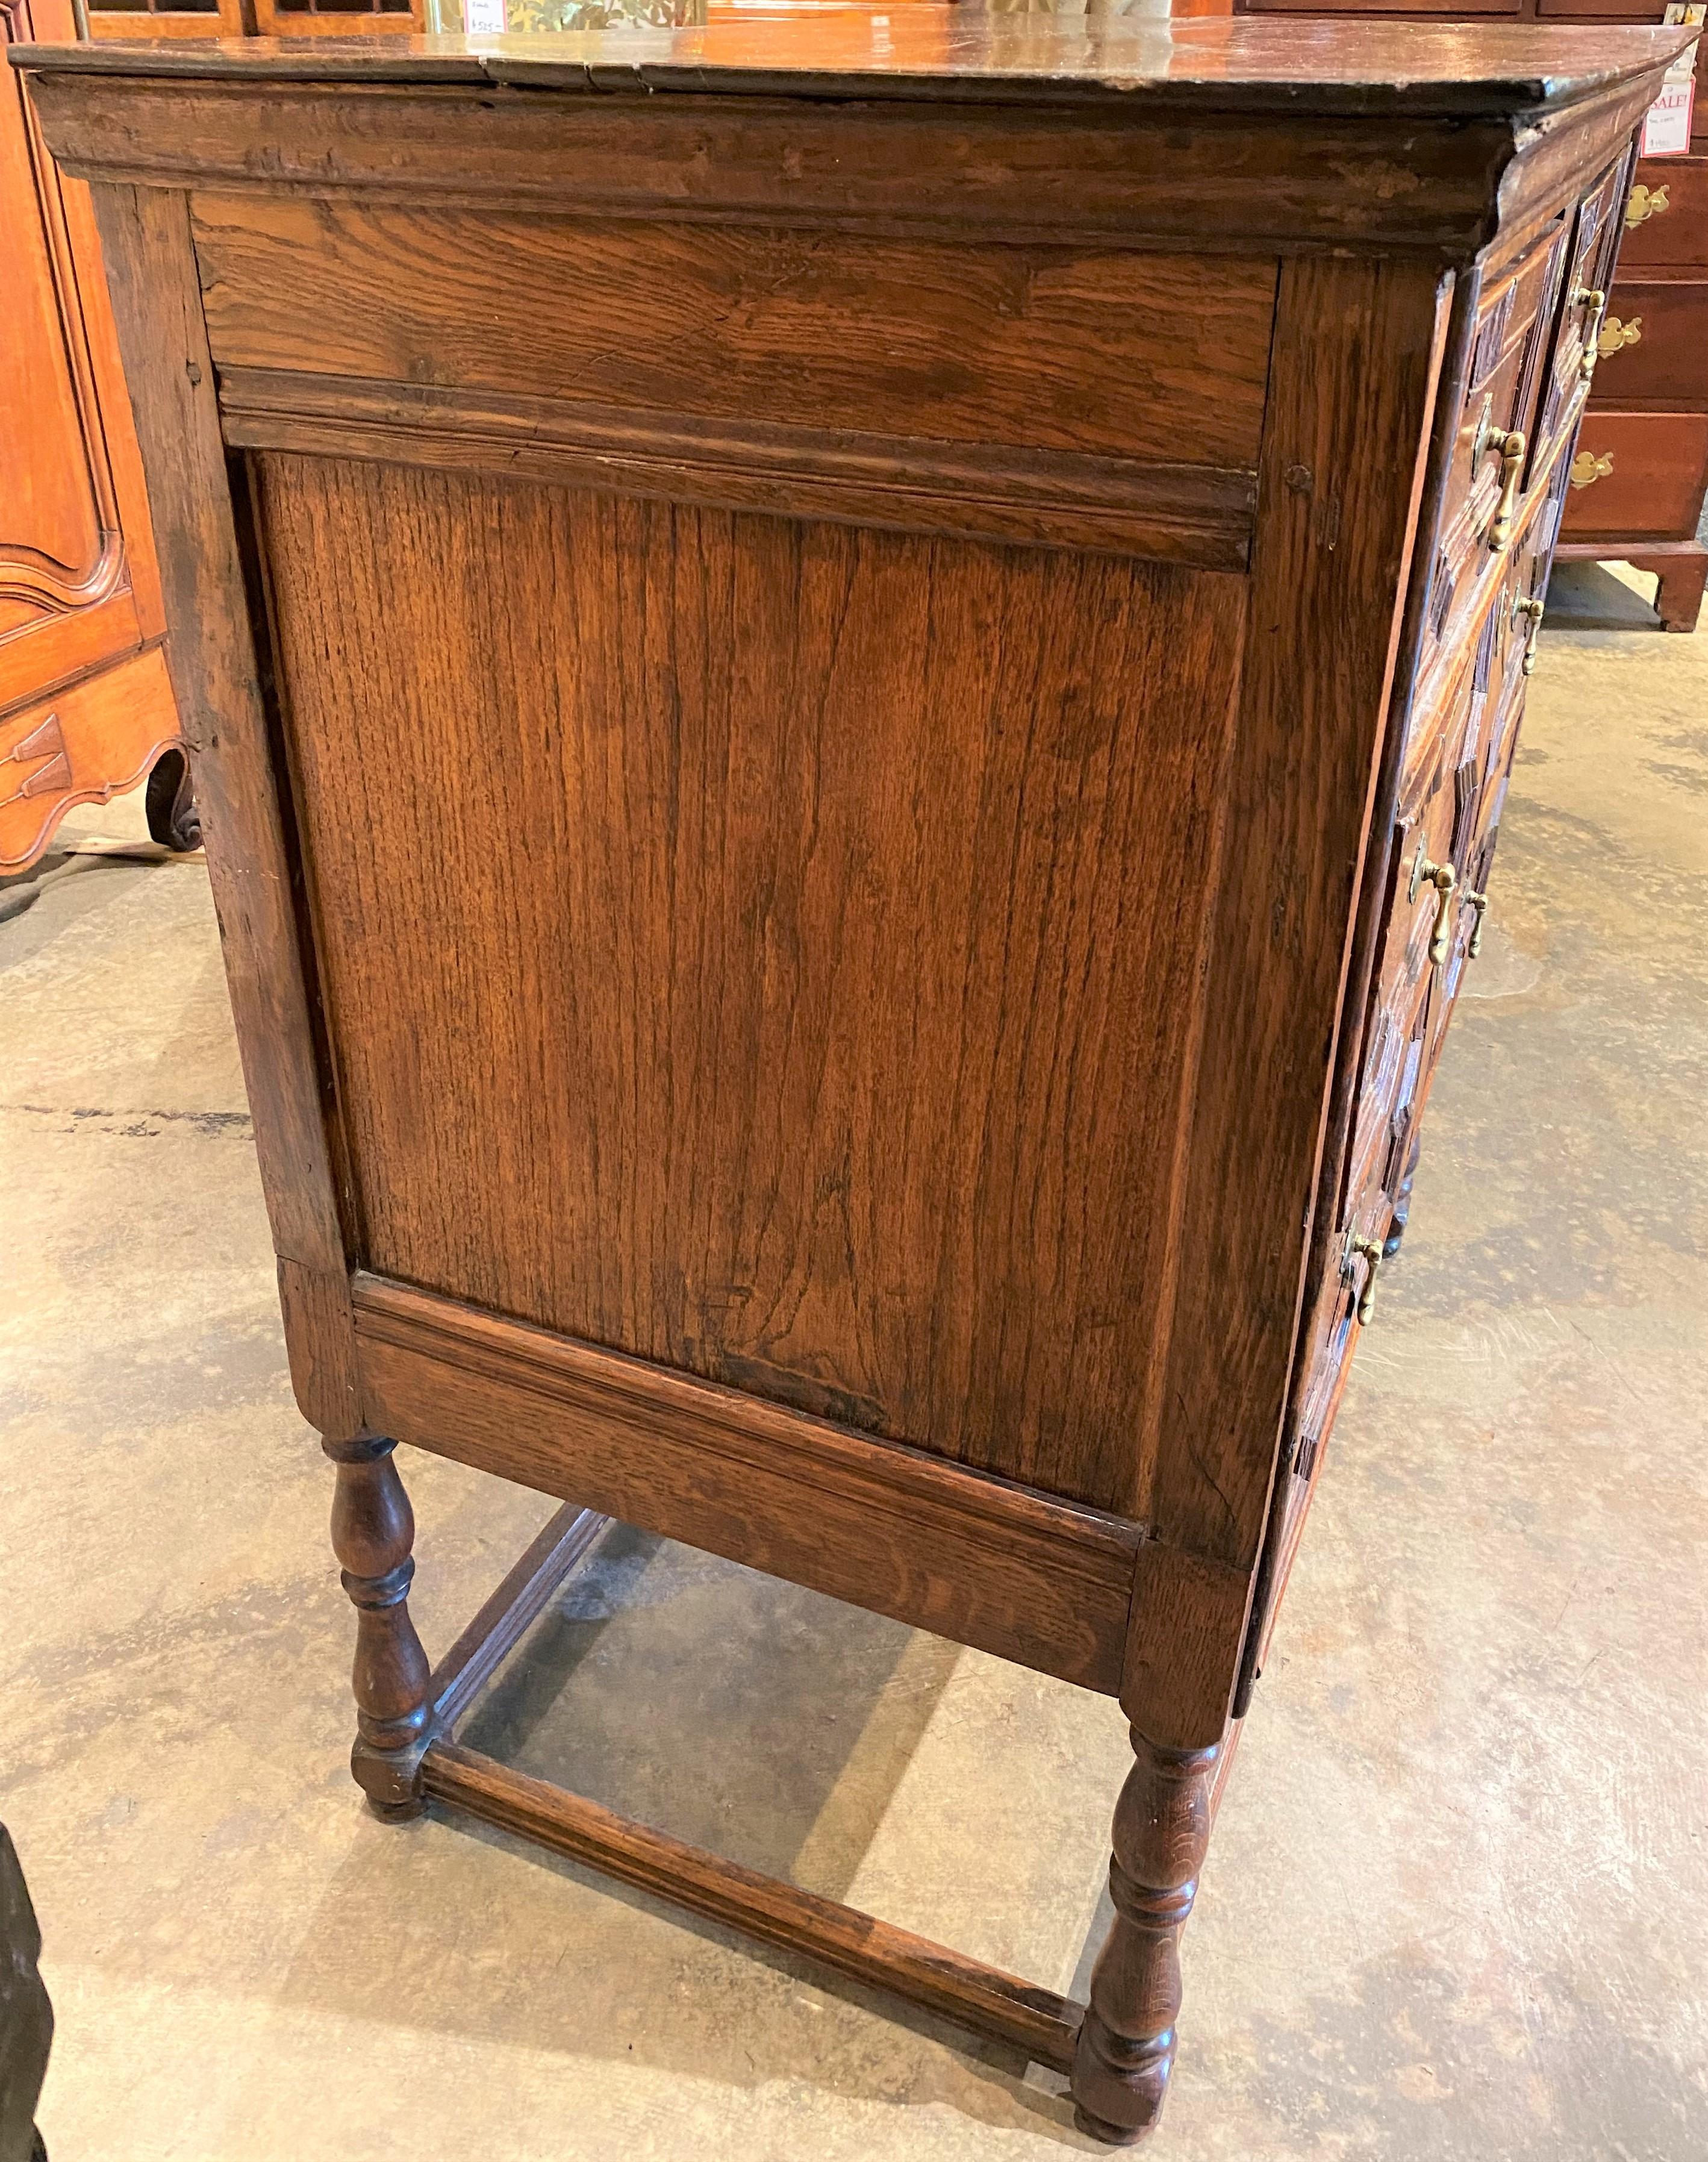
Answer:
11, 10, 1691, 114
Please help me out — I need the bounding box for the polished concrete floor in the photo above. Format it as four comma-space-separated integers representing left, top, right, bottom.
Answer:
2, 562, 1704, 2161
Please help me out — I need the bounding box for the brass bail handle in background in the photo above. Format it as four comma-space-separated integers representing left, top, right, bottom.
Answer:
1625, 181, 1671, 228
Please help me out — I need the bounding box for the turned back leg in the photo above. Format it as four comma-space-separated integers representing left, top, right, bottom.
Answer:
1070, 1727, 1221, 2145
325, 1434, 431, 1821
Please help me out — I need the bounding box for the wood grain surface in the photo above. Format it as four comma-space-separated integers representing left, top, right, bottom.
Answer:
86, 183, 363, 1437
423, 1739, 1085, 2074
1135, 254, 1452, 1741
264, 454, 1247, 1516
353, 1271, 1142, 1696
193, 197, 1277, 476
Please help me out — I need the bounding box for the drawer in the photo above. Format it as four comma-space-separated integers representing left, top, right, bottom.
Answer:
1420, 167, 1618, 675
1621, 156, 1708, 269
0, 646, 179, 871
1587, 279, 1708, 406
1533, 157, 1629, 463
1560, 411, 1708, 538
1435, 222, 1574, 568
1404, 456, 1560, 805
1435, 665, 1526, 1026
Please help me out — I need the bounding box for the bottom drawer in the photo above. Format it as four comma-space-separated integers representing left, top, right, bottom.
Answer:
1560, 411, 1708, 540
0, 645, 180, 872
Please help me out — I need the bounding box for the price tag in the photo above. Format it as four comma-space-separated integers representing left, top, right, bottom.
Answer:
464, 0, 507, 30
1642, 4, 1703, 158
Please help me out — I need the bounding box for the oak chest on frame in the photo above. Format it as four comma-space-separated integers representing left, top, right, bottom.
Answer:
14, 13, 1688, 2143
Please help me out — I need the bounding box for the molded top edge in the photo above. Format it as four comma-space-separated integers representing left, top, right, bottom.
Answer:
11, 14, 1695, 122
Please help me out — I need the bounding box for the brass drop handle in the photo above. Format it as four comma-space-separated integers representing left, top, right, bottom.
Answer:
1488, 428, 1527, 552
1513, 594, 1545, 675
1410, 839, 1457, 967
1625, 181, 1671, 229
1597, 314, 1642, 358
1575, 288, 1608, 383
1571, 449, 1614, 490
1345, 1232, 1383, 1326
1465, 890, 1490, 960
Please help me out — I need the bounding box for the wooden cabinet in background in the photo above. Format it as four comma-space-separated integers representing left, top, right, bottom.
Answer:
0, 0, 189, 872
1559, 144, 1708, 626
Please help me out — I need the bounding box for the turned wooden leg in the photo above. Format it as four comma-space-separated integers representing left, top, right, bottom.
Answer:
1070, 1728, 1221, 2146
325, 1434, 431, 1822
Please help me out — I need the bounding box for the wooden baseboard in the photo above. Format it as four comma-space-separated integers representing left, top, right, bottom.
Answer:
352, 1272, 1142, 1696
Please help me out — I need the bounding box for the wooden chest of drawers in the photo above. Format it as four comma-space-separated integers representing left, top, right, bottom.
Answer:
16, 14, 1686, 2143
1235, 0, 1708, 630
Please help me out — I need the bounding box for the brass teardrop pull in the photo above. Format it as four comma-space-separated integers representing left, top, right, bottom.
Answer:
1488, 429, 1527, 552
1513, 594, 1545, 675
1409, 839, 1457, 967
1465, 890, 1489, 958
1574, 288, 1608, 383
1344, 1232, 1383, 1325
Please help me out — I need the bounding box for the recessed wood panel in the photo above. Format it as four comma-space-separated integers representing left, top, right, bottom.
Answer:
193, 196, 1276, 477
260, 452, 1245, 1516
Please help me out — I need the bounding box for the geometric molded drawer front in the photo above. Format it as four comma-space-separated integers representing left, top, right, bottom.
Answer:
1589, 281, 1708, 405
193, 198, 1277, 566
1561, 410, 1708, 537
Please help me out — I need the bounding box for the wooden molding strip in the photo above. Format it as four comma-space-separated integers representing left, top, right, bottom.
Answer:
429, 1502, 612, 1739
423, 1739, 1084, 2074
26, 73, 1529, 258
352, 1272, 1142, 1697
219, 370, 1256, 569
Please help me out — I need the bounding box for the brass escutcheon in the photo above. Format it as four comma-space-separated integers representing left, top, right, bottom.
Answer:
1625, 182, 1671, 229
1571, 449, 1615, 490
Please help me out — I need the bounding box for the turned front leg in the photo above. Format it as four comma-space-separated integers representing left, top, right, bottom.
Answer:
1070, 1728, 1221, 2146
325, 1434, 431, 1822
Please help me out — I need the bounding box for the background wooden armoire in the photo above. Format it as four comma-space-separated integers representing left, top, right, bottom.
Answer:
3, 0, 435, 881
0, 0, 185, 872
1232, 0, 1708, 630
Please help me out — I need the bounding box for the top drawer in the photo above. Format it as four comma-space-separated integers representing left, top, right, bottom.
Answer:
1420, 156, 1625, 674
1621, 155, 1708, 267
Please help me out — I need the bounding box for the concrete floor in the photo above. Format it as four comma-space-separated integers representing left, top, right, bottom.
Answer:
2, 560, 1704, 2161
